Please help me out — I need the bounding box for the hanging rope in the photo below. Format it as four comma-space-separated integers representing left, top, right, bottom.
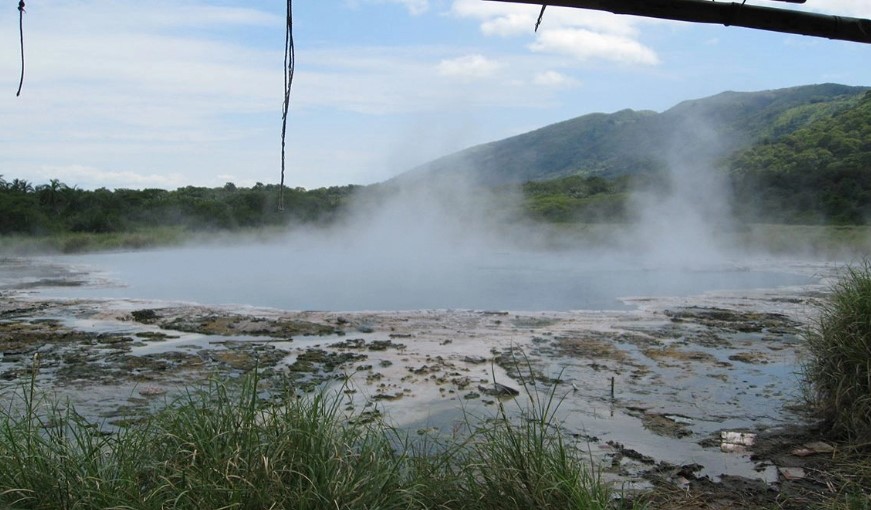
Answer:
279, 0, 295, 211
16, 0, 25, 96
535, 4, 546, 32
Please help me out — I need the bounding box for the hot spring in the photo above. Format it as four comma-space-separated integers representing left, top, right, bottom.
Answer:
37, 242, 811, 311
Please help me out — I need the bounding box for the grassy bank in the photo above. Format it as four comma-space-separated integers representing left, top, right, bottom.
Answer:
0, 227, 189, 255
733, 224, 871, 259
0, 225, 308, 255
532, 223, 871, 257
803, 260, 871, 441
799, 261, 871, 508
3, 222, 871, 258
0, 370, 634, 510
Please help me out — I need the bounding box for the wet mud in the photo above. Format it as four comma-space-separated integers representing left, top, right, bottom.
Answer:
0, 257, 851, 507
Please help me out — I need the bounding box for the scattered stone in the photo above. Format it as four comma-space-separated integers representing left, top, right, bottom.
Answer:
791, 441, 835, 457
778, 466, 806, 480
607, 440, 656, 465
477, 382, 520, 397
372, 392, 403, 401
369, 340, 405, 351
638, 412, 692, 439
138, 385, 167, 397
131, 309, 159, 323
728, 351, 770, 364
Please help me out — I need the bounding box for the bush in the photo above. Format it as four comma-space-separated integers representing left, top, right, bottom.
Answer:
803, 260, 871, 441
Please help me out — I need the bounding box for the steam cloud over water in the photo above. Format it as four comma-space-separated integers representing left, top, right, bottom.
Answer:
45, 155, 813, 312
628, 115, 736, 268
34, 113, 821, 311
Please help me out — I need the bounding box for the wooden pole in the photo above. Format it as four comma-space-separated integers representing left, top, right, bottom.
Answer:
485, 0, 871, 44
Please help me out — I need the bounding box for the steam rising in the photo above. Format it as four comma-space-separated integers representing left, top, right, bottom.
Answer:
628, 114, 736, 268
324, 112, 741, 275
51, 118, 817, 312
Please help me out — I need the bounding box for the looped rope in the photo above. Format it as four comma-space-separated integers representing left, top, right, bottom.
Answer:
16, 0, 25, 97
279, 0, 295, 211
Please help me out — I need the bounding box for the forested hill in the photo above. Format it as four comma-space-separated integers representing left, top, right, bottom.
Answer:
398, 83, 868, 186
729, 90, 871, 224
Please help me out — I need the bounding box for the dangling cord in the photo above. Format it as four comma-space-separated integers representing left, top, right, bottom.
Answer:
16, 1, 26, 96
535, 4, 546, 32
279, 0, 295, 211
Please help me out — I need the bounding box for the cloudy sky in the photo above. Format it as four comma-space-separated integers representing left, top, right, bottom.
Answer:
1, 0, 869, 190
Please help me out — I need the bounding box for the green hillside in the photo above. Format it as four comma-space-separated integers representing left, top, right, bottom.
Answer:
514, 86, 871, 226
401, 83, 868, 185
729, 90, 871, 224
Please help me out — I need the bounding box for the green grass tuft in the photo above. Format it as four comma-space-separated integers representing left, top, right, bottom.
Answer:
803, 260, 871, 441
0, 367, 637, 509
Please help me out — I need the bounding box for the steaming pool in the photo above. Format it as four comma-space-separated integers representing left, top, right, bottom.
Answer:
35, 243, 813, 311
1, 252, 839, 493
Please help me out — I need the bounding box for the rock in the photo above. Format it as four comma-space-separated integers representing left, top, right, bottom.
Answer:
791, 441, 835, 457
477, 382, 520, 397
138, 385, 166, 396
778, 466, 806, 480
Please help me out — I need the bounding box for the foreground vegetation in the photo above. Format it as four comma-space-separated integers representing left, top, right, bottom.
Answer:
0, 370, 632, 510
791, 261, 871, 509
804, 260, 871, 442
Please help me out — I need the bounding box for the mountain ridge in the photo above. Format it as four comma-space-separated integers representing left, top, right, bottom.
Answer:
395, 83, 869, 186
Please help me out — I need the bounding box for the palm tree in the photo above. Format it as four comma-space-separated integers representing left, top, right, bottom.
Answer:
10, 178, 33, 193
37, 178, 68, 214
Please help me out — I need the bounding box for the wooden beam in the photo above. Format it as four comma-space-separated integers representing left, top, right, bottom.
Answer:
486, 0, 871, 44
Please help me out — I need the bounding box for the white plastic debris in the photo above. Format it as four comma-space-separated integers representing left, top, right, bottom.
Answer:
721, 431, 756, 446
720, 431, 756, 453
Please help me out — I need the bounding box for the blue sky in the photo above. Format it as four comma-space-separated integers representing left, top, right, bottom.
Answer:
1, 0, 869, 190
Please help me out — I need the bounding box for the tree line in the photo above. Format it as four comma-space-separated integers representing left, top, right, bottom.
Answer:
0, 177, 359, 235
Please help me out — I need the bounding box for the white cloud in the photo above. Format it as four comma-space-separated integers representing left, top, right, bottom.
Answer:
350, 0, 430, 15
38, 165, 187, 190
531, 28, 660, 65
397, 0, 430, 15
291, 46, 564, 115
449, 0, 659, 66
452, 0, 643, 37
437, 54, 503, 78
533, 70, 580, 87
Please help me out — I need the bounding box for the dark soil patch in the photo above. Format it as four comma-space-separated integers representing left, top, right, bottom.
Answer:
132, 309, 339, 337
664, 307, 802, 334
